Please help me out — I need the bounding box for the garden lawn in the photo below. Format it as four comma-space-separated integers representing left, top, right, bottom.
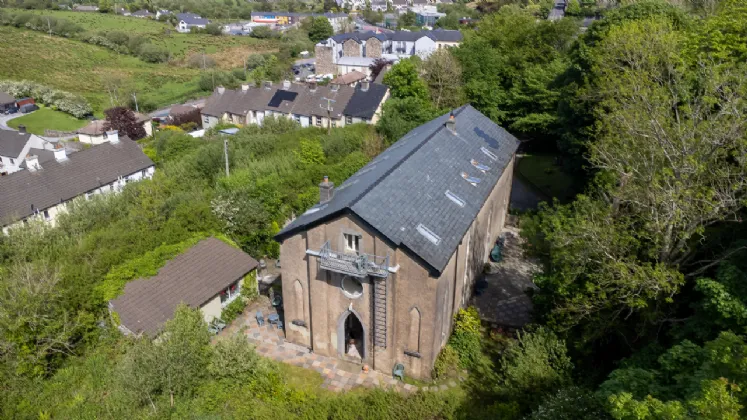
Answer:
7, 107, 87, 135
516, 154, 577, 202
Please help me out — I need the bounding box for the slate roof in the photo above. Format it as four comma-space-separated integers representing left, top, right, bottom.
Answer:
110, 238, 259, 336
131, 9, 154, 17
178, 13, 209, 25
0, 91, 14, 105
0, 139, 153, 225
275, 105, 519, 274
0, 130, 31, 158
77, 120, 107, 136
342, 83, 388, 119
202, 82, 377, 120
429, 28, 462, 42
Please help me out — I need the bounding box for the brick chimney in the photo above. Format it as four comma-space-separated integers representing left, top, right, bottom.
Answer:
445, 111, 455, 133
264, 81, 272, 90
309, 81, 317, 92
217, 86, 225, 95
241, 84, 249, 92
319, 176, 334, 203
283, 80, 291, 89
361, 80, 369, 92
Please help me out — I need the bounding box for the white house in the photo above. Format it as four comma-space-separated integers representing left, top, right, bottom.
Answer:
76, 114, 152, 145
0, 131, 155, 232
177, 13, 210, 33
0, 126, 55, 175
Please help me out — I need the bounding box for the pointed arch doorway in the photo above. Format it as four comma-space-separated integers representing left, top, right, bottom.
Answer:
337, 309, 366, 361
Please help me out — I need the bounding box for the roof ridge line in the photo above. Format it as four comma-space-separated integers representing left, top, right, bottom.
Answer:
347, 104, 470, 210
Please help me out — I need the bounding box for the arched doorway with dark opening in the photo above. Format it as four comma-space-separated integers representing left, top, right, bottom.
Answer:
337, 309, 366, 362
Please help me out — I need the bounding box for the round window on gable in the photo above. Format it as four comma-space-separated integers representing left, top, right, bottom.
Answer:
341, 275, 363, 299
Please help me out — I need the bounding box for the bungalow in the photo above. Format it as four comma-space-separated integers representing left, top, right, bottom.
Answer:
0, 91, 15, 112
131, 9, 155, 18
200, 80, 389, 129
0, 126, 54, 175
110, 237, 259, 336
177, 13, 210, 33
0, 131, 155, 231
330, 70, 368, 87
76, 114, 152, 144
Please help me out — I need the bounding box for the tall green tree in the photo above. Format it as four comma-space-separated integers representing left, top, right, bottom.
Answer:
382, 58, 428, 101
308, 17, 333, 43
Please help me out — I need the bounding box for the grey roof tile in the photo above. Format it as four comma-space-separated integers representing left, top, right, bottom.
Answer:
275, 105, 519, 274
110, 238, 259, 336
0, 139, 153, 225
0, 130, 31, 157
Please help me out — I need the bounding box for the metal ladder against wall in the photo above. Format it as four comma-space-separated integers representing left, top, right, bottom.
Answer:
373, 278, 387, 348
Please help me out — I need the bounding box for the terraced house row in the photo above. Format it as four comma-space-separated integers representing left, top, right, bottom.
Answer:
200, 80, 389, 129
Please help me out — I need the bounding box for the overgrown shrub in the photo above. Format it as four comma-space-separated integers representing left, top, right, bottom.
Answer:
433, 344, 460, 379
0, 79, 91, 117
187, 53, 216, 69
138, 44, 169, 63
221, 297, 247, 323
448, 307, 483, 370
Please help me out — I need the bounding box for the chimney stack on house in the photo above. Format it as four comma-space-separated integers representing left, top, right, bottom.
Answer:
18, 125, 26, 134
106, 130, 120, 144
241, 84, 250, 92
361, 80, 370, 92
319, 175, 334, 203
445, 112, 456, 133
283, 80, 291, 89
309, 81, 317, 92
53, 144, 68, 162
25, 154, 41, 172
217, 86, 226, 95
264, 81, 272, 90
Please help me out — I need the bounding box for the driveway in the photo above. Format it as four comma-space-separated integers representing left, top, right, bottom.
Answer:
0, 112, 23, 131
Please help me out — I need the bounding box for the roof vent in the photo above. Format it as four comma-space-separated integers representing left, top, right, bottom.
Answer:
445, 190, 465, 207
445, 112, 455, 133
471, 159, 490, 172
416, 223, 441, 245
481, 146, 498, 161
461, 172, 481, 186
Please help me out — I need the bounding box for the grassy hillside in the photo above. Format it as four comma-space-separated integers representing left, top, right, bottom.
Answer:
0, 26, 203, 113
6, 9, 277, 64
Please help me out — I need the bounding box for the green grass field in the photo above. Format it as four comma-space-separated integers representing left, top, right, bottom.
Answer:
7, 106, 88, 135
517, 154, 577, 202
0, 26, 203, 113
7, 9, 277, 64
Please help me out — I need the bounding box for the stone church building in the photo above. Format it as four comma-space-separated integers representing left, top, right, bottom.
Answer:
274, 105, 519, 379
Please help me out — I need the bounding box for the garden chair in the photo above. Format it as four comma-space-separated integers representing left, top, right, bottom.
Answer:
393, 363, 405, 381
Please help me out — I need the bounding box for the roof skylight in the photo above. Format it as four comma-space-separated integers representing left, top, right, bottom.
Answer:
471, 159, 490, 172
445, 190, 465, 207
416, 223, 442, 245
461, 172, 481, 186
481, 147, 498, 161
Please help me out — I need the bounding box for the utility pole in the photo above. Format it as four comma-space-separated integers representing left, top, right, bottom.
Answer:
320, 97, 336, 135
223, 137, 230, 177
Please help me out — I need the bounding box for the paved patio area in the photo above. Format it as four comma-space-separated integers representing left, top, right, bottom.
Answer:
471, 226, 540, 328
218, 296, 462, 393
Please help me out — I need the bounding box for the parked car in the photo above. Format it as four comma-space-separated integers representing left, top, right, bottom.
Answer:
20, 104, 39, 113
3, 107, 18, 115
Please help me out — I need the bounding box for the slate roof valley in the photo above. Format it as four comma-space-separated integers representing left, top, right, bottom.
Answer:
275, 105, 520, 274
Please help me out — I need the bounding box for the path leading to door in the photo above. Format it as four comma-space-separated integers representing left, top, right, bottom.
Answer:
219, 296, 463, 393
